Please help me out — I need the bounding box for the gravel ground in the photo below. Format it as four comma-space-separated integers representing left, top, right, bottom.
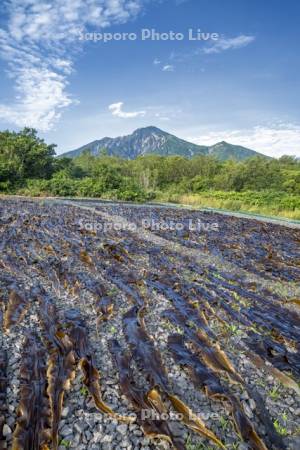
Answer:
0, 197, 300, 450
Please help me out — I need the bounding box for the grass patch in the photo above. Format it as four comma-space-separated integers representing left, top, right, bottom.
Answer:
156, 190, 300, 221
268, 385, 280, 400
273, 419, 288, 436
59, 439, 71, 448
79, 386, 89, 396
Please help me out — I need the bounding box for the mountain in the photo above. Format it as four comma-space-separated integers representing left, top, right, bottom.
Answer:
207, 141, 264, 160
61, 126, 266, 161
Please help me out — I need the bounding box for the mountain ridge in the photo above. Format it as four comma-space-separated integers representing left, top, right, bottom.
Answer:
60, 126, 267, 161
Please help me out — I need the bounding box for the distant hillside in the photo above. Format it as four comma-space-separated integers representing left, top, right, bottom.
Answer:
61, 126, 266, 161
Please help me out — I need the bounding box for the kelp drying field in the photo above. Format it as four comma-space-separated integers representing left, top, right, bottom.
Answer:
0, 198, 300, 450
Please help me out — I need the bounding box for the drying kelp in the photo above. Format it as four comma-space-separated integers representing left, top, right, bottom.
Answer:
46, 332, 75, 450
123, 306, 224, 448
185, 273, 300, 354
38, 295, 76, 449
12, 333, 51, 450
164, 309, 286, 449
95, 294, 114, 322
1, 198, 300, 450
106, 267, 146, 306
162, 308, 242, 385
65, 308, 132, 423
147, 279, 216, 339
246, 351, 300, 395
0, 351, 7, 448
3, 289, 28, 332
123, 306, 169, 391
244, 331, 300, 379
109, 339, 185, 449
79, 249, 94, 267
168, 334, 273, 450
167, 395, 225, 449
104, 202, 300, 282
38, 294, 60, 346
101, 240, 131, 263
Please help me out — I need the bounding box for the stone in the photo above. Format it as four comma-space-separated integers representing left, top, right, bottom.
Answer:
101, 444, 112, 450
60, 425, 73, 437
74, 421, 86, 434
242, 401, 253, 419
238, 444, 249, 450
101, 435, 113, 443
92, 431, 102, 442
240, 391, 249, 400
117, 424, 128, 435
249, 399, 256, 410
3, 424, 12, 437
61, 407, 70, 418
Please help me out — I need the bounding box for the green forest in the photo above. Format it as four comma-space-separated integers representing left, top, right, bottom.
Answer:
1, 128, 300, 219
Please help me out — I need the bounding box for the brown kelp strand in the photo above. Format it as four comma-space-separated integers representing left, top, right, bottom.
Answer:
123, 306, 169, 391
168, 334, 229, 399
12, 333, 51, 450
122, 307, 224, 448
167, 395, 225, 449
38, 296, 76, 449
106, 268, 145, 307
79, 249, 94, 267
147, 279, 216, 339
193, 279, 300, 343
162, 308, 242, 384
164, 311, 287, 448
46, 332, 76, 450
3, 289, 28, 332
0, 351, 7, 448
244, 331, 300, 379
168, 335, 272, 450
65, 309, 132, 423
191, 282, 252, 327
244, 306, 300, 343
101, 240, 132, 263
246, 351, 300, 395
95, 295, 114, 322
38, 294, 61, 348
208, 280, 300, 343
244, 385, 288, 450
206, 271, 280, 305
109, 339, 185, 449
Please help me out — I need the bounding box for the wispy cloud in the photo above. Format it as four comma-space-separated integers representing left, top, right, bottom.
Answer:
0, 0, 144, 131
162, 64, 175, 72
109, 102, 146, 119
203, 35, 255, 54
153, 58, 161, 65
189, 122, 300, 158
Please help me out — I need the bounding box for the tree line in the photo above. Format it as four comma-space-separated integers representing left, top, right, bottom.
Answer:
0, 128, 299, 217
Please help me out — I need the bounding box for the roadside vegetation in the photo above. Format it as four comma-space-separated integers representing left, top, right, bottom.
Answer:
1, 128, 300, 219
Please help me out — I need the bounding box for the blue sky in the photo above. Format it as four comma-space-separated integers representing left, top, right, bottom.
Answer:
0, 0, 300, 157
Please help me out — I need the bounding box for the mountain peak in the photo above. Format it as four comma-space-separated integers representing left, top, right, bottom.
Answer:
216, 140, 229, 145
132, 126, 165, 134
61, 127, 266, 161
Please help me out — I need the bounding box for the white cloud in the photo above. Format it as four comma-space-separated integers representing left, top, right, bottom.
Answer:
189, 122, 300, 158
0, 0, 143, 131
162, 64, 174, 72
109, 102, 146, 119
153, 58, 161, 65
203, 35, 255, 54
0, 65, 73, 131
